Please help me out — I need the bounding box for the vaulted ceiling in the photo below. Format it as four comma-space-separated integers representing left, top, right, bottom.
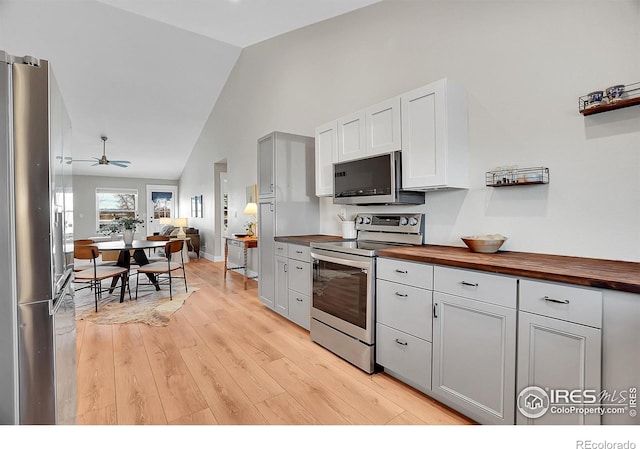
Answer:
0, 0, 381, 179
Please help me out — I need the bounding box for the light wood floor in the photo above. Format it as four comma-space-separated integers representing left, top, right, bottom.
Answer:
76, 258, 474, 425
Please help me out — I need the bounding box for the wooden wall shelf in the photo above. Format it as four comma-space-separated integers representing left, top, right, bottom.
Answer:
579, 82, 640, 116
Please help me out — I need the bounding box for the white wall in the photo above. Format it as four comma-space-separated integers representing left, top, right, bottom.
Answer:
179, 0, 640, 262
73, 175, 178, 240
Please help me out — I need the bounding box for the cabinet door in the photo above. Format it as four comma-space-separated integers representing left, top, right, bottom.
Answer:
401, 82, 446, 188
258, 200, 275, 309
274, 255, 288, 316
401, 79, 468, 190
315, 121, 337, 197
517, 311, 602, 425
337, 110, 366, 161
365, 96, 401, 156
432, 292, 516, 425
257, 133, 275, 198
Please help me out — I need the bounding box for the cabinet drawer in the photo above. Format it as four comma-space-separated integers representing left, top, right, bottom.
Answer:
377, 258, 433, 290
288, 260, 310, 295
519, 279, 602, 328
434, 266, 516, 309
288, 244, 310, 262
377, 279, 432, 341
288, 290, 310, 330
274, 241, 288, 257
376, 323, 432, 392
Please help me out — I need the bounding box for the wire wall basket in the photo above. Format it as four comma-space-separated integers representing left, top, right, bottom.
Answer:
486, 166, 549, 187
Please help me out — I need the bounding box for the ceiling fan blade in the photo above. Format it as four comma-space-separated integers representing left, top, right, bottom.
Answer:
109, 160, 131, 164
91, 162, 100, 166
109, 161, 129, 168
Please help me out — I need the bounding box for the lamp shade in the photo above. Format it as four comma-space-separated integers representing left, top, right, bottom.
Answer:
243, 202, 258, 215
174, 217, 188, 239
159, 217, 172, 225
173, 218, 188, 228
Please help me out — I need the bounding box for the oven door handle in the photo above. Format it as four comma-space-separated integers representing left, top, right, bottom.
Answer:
310, 251, 371, 270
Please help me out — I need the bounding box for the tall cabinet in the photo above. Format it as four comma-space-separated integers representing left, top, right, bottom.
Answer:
257, 131, 319, 311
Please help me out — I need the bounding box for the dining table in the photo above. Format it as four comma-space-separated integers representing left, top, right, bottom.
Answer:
93, 239, 169, 302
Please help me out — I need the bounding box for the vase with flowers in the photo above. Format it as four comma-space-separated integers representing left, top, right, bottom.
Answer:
118, 215, 144, 245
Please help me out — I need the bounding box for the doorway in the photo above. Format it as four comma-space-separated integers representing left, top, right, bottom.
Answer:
213, 161, 228, 261
146, 185, 178, 235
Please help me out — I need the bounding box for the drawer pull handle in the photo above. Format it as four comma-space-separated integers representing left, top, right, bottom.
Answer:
296, 266, 303, 270
544, 296, 570, 305
395, 292, 408, 297
296, 250, 303, 254
296, 297, 303, 302
395, 339, 408, 346
395, 269, 408, 274
461, 281, 479, 287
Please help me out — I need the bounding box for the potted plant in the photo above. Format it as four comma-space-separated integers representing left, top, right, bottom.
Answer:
118, 216, 144, 244
101, 222, 122, 241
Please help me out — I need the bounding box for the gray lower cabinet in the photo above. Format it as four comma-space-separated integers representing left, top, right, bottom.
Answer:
431, 266, 517, 425
375, 258, 433, 394
272, 242, 311, 330
516, 279, 602, 425
287, 244, 311, 330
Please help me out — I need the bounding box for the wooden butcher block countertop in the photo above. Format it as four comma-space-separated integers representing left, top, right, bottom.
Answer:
377, 245, 640, 295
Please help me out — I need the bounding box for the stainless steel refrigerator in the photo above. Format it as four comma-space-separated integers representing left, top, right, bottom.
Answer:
0, 51, 76, 424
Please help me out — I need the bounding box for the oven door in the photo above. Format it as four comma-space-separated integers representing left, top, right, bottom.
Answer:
310, 248, 375, 344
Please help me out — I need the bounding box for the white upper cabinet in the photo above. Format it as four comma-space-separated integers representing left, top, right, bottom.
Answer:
316, 78, 469, 195
314, 121, 338, 197
336, 97, 402, 163
401, 79, 469, 190
337, 110, 366, 161
365, 96, 402, 156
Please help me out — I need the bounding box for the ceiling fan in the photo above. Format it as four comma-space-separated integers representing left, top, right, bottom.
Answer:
68, 136, 131, 168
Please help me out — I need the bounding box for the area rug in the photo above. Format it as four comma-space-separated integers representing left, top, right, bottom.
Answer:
75, 282, 199, 326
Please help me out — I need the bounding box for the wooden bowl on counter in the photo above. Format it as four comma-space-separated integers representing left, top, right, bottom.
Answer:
461, 235, 508, 253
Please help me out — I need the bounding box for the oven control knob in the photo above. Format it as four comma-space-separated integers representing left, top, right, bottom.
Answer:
400, 217, 409, 226
364, 216, 371, 224
357, 216, 364, 224
409, 217, 418, 226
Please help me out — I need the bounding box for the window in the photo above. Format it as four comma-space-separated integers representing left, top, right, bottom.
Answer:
96, 188, 138, 232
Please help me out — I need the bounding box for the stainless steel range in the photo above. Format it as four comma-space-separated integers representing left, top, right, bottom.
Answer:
310, 213, 424, 373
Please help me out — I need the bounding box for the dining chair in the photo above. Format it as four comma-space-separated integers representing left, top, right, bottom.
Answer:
135, 240, 187, 300
145, 235, 170, 262
73, 239, 96, 272
74, 245, 131, 312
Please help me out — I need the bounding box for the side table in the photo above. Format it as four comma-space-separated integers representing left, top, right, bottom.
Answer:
224, 236, 258, 289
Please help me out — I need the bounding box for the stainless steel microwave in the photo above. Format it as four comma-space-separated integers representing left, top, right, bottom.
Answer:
333, 152, 425, 205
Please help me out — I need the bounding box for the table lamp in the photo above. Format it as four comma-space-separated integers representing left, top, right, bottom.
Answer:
243, 202, 257, 237
174, 217, 188, 239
